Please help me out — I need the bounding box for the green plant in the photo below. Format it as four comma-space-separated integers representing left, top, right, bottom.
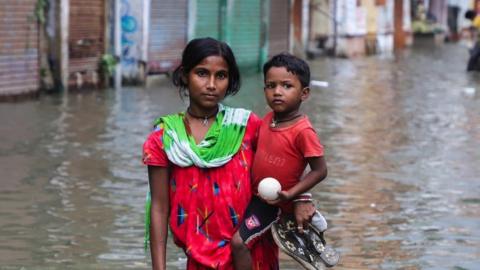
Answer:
34, 0, 48, 24
100, 54, 118, 77
40, 68, 47, 78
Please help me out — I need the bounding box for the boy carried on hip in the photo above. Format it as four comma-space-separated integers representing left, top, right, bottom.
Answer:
231, 53, 339, 269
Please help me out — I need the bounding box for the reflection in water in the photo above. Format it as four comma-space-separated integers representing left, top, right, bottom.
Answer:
0, 43, 479, 269
307, 57, 419, 269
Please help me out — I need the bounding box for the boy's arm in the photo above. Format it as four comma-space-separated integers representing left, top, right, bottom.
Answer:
281, 156, 327, 199
274, 156, 327, 232
269, 156, 327, 203
288, 126, 327, 198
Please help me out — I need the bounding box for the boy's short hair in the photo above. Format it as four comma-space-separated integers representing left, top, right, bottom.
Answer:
465, 10, 477, 21
263, 53, 310, 88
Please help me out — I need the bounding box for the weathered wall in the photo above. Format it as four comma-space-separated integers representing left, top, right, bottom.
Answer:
69, 0, 106, 87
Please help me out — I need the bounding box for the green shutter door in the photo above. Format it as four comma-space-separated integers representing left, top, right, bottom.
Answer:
227, 0, 262, 68
194, 0, 222, 39
192, 0, 264, 68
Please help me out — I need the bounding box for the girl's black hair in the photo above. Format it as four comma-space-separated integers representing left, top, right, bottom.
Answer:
263, 52, 310, 88
172, 37, 241, 96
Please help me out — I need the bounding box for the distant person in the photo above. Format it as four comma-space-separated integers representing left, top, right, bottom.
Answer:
465, 10, 480, 71
230, 53, 339, 270
142, 37, 277, 269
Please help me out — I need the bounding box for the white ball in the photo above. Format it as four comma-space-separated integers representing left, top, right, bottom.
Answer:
258, 177, 282, 201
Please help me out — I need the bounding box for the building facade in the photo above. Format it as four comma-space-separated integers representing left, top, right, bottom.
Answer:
2, 0, 423, 96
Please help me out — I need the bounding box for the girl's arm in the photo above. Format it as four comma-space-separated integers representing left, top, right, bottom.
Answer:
148, 166, 170, 270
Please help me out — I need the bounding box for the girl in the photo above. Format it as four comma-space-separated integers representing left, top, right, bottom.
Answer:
143, 38, 278, 270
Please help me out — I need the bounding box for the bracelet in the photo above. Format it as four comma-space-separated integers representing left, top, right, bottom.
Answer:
293, 198, 313, 202
293, 193, 313, 202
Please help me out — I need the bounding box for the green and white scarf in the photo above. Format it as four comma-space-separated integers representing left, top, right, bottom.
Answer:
156, 104, 251, 168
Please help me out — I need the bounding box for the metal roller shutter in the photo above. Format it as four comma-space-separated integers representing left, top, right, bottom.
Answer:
0, 0, 39, 96
148, 0, 188, 74
269, 0, 290, 57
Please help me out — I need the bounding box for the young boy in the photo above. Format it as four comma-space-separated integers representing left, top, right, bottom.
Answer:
231, 53, 338, 269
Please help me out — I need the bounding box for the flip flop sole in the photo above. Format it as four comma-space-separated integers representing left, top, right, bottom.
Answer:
271, 215, 340, 269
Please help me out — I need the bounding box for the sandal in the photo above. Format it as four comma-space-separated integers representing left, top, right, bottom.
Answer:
271, 214, 339, 269
306, 223, 339, 267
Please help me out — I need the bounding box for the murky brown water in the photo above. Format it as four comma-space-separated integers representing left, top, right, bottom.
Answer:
1, 42, 479, 270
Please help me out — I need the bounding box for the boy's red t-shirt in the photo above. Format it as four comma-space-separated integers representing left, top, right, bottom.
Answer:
251, 111, 324, 207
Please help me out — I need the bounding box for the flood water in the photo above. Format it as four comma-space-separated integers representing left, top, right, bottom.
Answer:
1, 42, 479, 270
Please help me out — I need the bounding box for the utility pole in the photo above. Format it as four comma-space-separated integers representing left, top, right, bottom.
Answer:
114, 0, 122, 88
55, 0, 69, 91
332, 0, 337, 56
394, 0, 405, 52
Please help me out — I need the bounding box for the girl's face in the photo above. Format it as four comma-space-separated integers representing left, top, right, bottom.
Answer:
264, 66, 309, 114
185, 55, 229, 110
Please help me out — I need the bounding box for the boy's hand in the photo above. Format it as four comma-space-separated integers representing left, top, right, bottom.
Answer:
293, 201, 316, 234
263, 190, 291, 205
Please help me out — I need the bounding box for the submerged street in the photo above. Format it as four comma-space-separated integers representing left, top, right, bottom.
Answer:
1, 41, 479, 269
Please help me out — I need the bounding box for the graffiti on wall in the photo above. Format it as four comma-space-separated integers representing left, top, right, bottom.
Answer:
120, 0, 143, 77
121, 0, 137, 65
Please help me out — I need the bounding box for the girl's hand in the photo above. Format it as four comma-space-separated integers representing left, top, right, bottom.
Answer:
293, 201, 316, 234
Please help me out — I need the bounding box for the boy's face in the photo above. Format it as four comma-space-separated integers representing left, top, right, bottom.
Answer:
264, 67, 309, 114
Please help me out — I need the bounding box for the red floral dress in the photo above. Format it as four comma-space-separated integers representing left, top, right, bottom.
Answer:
143, 114, 278, 270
